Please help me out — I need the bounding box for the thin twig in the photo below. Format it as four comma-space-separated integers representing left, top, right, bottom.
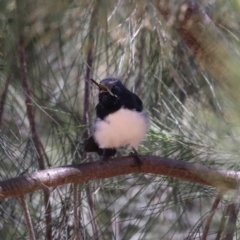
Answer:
221, 184, 240, 240
103, 7, 109, 76
202, 191, 223, 240
135, 29, 145, 94
82, 4, 100, 240
73, 184, 82, 240
16, 0, 52, 237
18, 39, 46, 171
0, 75, 11, 125
86, 187, 99, 240
56, 188, 69, 239
215, 204, 229, 240
222, 203, 237, 240
18, 39, 52, 240
19, 196, 36, 240
83, 4, 98, 140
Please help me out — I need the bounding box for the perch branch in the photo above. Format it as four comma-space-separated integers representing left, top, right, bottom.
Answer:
0, 155, 239, 200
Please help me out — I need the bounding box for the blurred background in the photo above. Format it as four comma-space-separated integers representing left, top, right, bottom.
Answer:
1, 0, 240, 239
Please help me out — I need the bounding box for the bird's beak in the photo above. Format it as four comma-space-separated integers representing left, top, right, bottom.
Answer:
91, 79, 108, 92
91, 78, 115, 96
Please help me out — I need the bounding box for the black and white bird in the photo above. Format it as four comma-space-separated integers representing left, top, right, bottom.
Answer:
84, 78, 149, 163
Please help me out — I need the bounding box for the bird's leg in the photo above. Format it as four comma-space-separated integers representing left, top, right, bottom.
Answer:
99, 148, 117, 161
101, 149, 110, 161
129, 147, 142, 166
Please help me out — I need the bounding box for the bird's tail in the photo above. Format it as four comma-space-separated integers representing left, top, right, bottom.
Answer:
84, 136, 117, 158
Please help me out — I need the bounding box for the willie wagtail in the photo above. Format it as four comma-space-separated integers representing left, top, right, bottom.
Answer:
84, 78, 149, 163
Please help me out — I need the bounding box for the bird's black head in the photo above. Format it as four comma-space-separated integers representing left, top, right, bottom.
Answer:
92, 78, 143, 119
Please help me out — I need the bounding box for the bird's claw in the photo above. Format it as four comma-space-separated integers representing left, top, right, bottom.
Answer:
129, 148, 142, 167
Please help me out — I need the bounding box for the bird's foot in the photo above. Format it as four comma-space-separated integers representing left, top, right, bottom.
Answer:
101, 156, 111, 162
100, 148, 116, 163
129, 148, 142, 167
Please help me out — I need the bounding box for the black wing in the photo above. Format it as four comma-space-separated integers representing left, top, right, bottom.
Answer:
122, 93, 143, 112
84, 136, 99, 152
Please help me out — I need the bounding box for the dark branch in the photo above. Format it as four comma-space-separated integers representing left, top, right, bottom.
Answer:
79, 4, 99, 239
221, 184, 240, 239
0, 155, 239, 201
0, 75, 11, 125
202, 191, 223, 240
19, 196, 36, 240
16, 0, 52, 238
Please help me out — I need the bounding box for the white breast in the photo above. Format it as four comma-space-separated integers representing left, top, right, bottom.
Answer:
94, 108, 149, 149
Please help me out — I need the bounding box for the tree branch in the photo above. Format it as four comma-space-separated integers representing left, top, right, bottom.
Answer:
0, 155, 239, 201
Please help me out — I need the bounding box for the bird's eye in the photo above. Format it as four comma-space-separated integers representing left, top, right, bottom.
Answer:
112, 85, 120, 93
111, 86, 119, 98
